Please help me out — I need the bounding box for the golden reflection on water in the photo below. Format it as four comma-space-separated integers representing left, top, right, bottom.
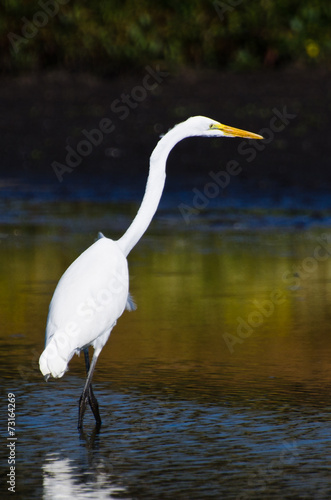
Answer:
2, 206, 331, 499
2, 221, 331, 407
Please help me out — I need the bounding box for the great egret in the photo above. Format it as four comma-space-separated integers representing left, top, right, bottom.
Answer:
39, 116, 263, 429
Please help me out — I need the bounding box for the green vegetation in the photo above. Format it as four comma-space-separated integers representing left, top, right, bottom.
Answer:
2, 0, 331, 74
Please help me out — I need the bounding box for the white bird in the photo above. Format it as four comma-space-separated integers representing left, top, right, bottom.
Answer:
39, 116, 263, 429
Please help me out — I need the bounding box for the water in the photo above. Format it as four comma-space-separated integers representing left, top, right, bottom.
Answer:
1, 178, 331, 499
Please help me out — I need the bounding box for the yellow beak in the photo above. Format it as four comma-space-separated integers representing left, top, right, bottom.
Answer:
211, 123, 264, 139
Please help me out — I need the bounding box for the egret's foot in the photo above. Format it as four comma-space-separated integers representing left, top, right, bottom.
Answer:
78, 386, 102, 429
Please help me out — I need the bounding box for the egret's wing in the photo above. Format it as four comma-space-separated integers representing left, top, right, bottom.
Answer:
40, 238, 129, 378
126, 293, 137, 311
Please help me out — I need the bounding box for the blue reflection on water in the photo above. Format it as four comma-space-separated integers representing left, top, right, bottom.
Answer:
12, 379, 331, 500
2, 175, 331, 499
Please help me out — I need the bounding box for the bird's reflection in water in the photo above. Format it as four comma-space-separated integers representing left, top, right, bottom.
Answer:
42, 452, 128, 499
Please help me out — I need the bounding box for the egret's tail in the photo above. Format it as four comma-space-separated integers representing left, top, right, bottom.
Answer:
39, 336, 76, 380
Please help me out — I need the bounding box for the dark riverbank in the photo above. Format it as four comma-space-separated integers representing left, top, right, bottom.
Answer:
0, 67, 330, 197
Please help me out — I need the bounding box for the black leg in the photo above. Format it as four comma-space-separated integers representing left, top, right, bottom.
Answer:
87, 383, 101, 426
84, 348, 91, 372
78, 349, 102, 430
83, 349, 101, 420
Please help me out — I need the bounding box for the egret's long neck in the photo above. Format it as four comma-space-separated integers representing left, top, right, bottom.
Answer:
117, 124, 189, 256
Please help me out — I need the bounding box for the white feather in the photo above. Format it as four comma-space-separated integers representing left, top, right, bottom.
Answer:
39, 237, 128, 378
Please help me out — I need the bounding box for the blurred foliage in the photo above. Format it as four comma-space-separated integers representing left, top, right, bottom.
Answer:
1, 0, 331, 74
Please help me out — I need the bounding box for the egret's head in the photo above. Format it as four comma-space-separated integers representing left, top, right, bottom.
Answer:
184, 116, 264, 140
